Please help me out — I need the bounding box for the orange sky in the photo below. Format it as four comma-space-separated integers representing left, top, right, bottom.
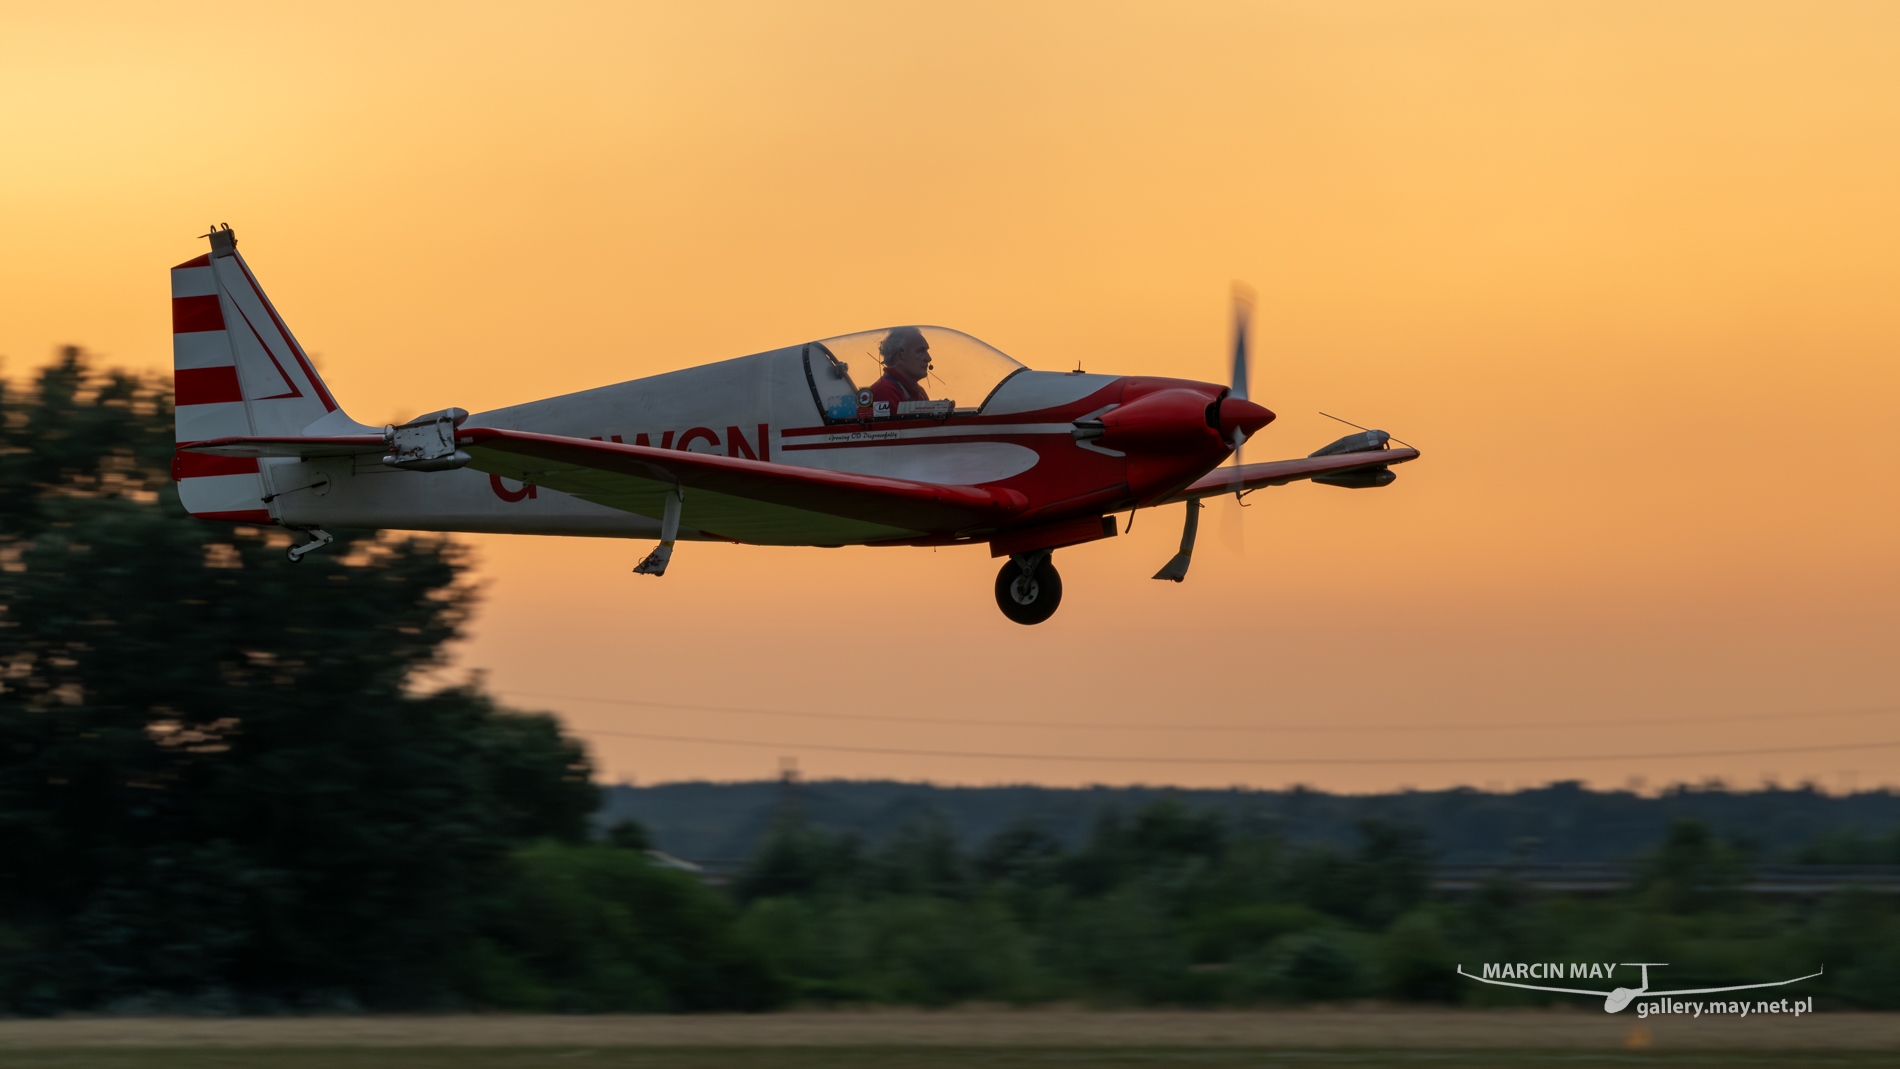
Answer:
3, 2, 1896, 793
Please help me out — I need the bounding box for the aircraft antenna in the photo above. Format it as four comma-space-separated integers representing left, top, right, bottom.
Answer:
1321, 410, 1414, 450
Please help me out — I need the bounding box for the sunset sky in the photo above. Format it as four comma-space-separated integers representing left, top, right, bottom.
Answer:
4, 2, 1896, 793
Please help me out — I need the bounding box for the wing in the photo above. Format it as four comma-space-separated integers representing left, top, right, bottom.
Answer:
1165, 445, 1421, 502
458, 427, 1027, 545
178, 434, 385, 459
178, 429, 1030, 544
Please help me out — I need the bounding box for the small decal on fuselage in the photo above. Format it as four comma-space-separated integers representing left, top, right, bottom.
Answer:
823, 430, 901, 444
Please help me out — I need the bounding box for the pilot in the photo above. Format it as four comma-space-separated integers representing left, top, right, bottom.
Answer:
867, 326, 931, 409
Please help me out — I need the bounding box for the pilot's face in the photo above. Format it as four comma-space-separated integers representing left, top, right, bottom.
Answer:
890, 339, 931, 381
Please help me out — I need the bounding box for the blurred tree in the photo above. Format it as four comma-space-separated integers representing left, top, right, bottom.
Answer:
1041, 884, 1190, 1002
866, 814, 968, 899
974, 822, 1064, 888
0, 350, 597, 1010
1797, 827, 1900, 865
471, 842, 782, 1011
1060, 806, 1132, 897
1375, 909, 1457, 1001
1249, 929, 1364, 1001
1287, 820, 1431, 929
733, 818, 863, 903
0, 346, 173, 541
1797, 888, 1900, 1008
1061, 798, 1226, 901
1635, 819, 1747, 913
602, 818, 653, 851
1188, 902, 1327, 965
734, 896, 872, 1002
849, 896, 1039, 1005
1129, 798, 1225, 863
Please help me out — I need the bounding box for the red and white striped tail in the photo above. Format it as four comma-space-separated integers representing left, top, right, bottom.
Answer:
170, 226, 355, 523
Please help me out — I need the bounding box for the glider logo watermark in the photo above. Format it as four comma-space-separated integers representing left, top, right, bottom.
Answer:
1457, 961, 1822, 1015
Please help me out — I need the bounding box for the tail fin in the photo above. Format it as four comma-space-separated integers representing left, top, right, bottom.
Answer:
170, 225, 370, 522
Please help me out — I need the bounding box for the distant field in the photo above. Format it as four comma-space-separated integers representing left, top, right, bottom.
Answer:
1, 1051, 1898, 1069
0, 1009, 1896, 1066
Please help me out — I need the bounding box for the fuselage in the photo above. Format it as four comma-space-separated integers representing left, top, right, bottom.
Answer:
168, 234, 1337, 624
269, 340, 1262, 546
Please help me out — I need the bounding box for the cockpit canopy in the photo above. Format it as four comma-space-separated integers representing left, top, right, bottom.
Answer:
804, 325, 1025, 422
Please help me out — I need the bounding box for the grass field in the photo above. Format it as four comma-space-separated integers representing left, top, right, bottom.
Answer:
0, 1010, 1892, 1068
1, 1051, 1898, 1069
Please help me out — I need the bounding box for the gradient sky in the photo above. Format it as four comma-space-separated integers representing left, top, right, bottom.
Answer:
4, 2, 1896, 793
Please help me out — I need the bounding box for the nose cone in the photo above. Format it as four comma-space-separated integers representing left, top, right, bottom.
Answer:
1219, 396, 1274, 440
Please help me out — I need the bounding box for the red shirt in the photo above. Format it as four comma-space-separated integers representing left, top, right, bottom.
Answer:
867, 373, 928, 408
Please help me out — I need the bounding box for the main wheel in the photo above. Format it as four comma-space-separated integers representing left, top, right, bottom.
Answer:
995, 557, 1063, 625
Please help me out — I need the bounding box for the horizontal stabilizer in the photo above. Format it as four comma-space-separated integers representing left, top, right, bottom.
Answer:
178, 434, 385, 459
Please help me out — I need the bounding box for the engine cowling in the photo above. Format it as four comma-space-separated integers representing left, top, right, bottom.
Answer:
1093, 388, 1227, 455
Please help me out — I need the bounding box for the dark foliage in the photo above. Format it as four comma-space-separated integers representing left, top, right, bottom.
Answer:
0, 350, 764, 1012
1633, 817, 1748, 913
601, 777, 1900, 865
468, 843, 785, 1012
729, 799, 1900, 1009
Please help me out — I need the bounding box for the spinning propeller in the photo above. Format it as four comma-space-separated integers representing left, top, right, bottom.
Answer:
1220, 285, 1254, 551
1227, 283, 1253, 449
1152, 285, 1404, 579
1154, 284, 1259, 579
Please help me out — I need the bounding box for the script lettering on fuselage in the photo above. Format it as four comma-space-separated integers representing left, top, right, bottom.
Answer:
489, 473, 538, 502
494, 423, 774, 503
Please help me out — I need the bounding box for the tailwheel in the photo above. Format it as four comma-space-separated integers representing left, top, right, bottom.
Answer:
995, 554, 1062, 625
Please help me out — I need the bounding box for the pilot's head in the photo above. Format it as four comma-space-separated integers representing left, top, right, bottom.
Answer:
879, 326, 930, 384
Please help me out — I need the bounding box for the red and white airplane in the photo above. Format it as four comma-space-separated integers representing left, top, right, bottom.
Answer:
172, 226, 1418, 624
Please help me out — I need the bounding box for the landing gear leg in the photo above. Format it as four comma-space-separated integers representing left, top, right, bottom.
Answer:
286, 527, 334, 563
995, 550, 1063, 625
1152, 500, 1201, 582
634, 488, 683, 576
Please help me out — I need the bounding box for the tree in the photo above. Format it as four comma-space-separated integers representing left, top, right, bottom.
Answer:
1634, 818, 1746, 913
733, 818, 863, 903
471, 842, 783, 1011
1286, 820, 1431, 929
0, 350, 598, 1009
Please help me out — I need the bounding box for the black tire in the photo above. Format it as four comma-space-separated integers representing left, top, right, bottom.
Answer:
995, 557, 1063, 625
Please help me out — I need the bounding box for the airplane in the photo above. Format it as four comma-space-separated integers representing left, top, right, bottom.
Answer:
170, 225, 1419, 624
1456, 963, 1824, 1014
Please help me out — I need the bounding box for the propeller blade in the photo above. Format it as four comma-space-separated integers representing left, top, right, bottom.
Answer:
1219, 285, 1255, 552
1230, 283, 1254, 401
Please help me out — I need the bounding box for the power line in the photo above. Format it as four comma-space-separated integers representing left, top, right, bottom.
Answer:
572, 725, 1900, 767
502, 689, 1900, 736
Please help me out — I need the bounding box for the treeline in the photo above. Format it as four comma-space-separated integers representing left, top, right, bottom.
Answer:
1, 350, 1895, 1014
718, 804, 1900, 1008
601, 776, 1900, 866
